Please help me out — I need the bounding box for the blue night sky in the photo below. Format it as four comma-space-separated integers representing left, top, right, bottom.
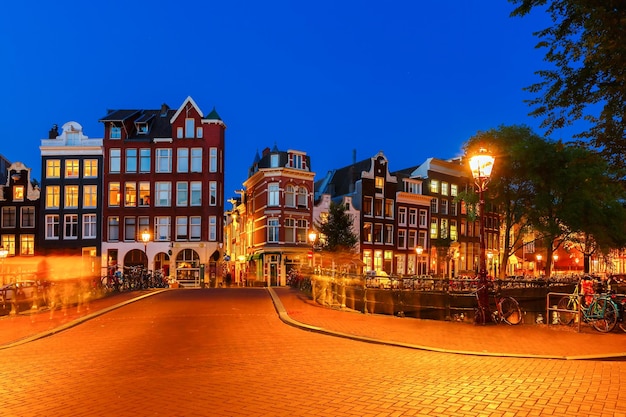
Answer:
1, 1, 578, 198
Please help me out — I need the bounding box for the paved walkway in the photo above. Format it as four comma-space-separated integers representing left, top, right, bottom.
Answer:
1, 287, 625, 360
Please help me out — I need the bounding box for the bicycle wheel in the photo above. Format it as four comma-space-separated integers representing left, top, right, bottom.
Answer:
500, 297, 522, 325
590, 299, 618, 333
474, 307, 486, 325
556, 296, 578, 326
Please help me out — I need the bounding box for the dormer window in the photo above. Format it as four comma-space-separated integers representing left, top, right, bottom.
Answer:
288, 152, 306, 170
111, 126, 121, 139
270, 154, 279, 168
136, 123, 148, 134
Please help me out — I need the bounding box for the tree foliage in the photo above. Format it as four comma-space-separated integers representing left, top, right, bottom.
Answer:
313, 201, 358, 265
509, 0, 626, 172
464, 124, 626, 276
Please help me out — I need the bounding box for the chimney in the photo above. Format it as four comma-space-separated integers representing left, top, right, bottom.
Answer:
48, 124, 59, 139
160, 103, 170, 117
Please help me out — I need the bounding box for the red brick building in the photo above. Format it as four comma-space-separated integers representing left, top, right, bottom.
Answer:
100, 97, 226, 286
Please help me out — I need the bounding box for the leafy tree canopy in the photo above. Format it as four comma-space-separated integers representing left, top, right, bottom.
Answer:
509, 0, 626, 172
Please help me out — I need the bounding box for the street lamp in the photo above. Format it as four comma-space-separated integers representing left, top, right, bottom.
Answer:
469, 147, 495, 324
415, 246, 423, 276
0, 247, 7, 285
141, 229, 151, 267
308, 230, 317, 268
553, 254, 558, 274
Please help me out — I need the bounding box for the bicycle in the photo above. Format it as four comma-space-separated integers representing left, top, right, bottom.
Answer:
556, 281, 620, 333
474, 281, 522, 325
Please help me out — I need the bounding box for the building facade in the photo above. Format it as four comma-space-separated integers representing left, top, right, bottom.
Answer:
100, 97, 226, 286
242, 145, 315, 286
1, 162, 40, 258
38, 122, 102, 278
410, 157, 499, 277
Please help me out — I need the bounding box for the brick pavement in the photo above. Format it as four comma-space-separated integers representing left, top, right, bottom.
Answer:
1, 286, 624, 359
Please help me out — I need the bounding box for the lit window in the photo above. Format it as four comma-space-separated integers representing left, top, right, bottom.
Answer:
13, 186, 24, 202
46, 160, 60, 178
84, 159, 98, 177
139, 182, 150, 206
64, 185, 79, 208
20, 234, 34, 255
65, 160, 79, 178
430, 180, 439, 194
83, 185, 98, 208
46, 186, 60, 209
124, 182, 137, 207
109, 182, 120, 207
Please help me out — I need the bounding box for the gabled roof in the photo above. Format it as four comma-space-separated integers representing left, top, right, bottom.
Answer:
169, 96, 204, 123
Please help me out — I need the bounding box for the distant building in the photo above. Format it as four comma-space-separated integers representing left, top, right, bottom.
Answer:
0, 154, 11, 187
0, 161, 40, 256
99, 97, 226, 286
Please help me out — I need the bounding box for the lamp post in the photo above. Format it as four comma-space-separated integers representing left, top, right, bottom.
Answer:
141, 229, 151, 268
308, 230, 317, 269
553, 254, 558, 275
536, 254, 542, 277
0, 247, 7, 285
415, 246, 423, 276
469, 147, 495, 324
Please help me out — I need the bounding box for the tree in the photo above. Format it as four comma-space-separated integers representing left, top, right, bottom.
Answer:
509, 1, 626, 172
464, 125, 540, 278
464, 125, 626, 276
313, 201, 359, 268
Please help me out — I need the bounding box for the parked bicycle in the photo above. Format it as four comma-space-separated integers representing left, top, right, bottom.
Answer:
474, 281, 522, 325
556, 277, 620, 333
